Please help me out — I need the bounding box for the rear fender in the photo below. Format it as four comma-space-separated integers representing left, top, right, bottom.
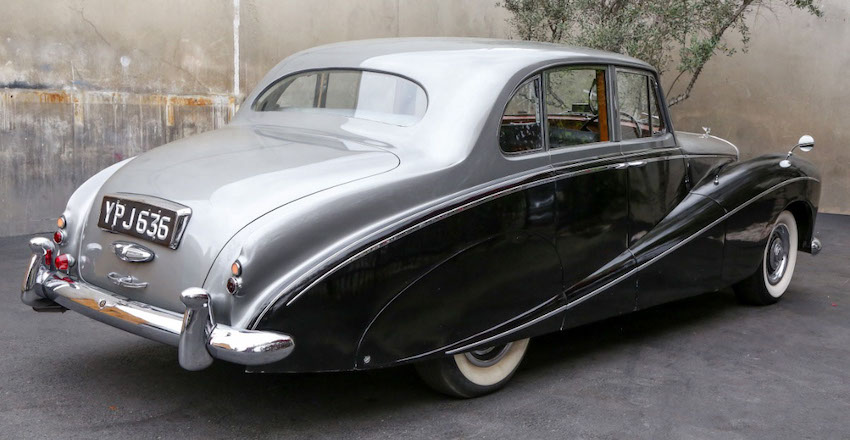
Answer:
354, 230, 562, 368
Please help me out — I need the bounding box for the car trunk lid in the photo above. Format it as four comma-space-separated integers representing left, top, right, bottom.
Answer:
77, 125, 399, 313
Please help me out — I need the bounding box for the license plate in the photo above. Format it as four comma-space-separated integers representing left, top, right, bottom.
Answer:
97, 195, 191, 249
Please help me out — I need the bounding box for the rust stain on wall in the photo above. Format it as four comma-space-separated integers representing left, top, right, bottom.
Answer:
38, 91, 70, 104
0, 88, 237, 236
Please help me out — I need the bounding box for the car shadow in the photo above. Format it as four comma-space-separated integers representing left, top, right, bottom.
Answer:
45, 288, 742, 432
522, 288, 741, 372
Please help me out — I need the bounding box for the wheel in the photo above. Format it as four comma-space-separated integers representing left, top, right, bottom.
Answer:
734, 210, 799, 305
415, 338, 530, 398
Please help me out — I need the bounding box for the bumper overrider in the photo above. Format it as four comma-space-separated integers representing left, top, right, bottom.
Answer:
21, 237, 294, 371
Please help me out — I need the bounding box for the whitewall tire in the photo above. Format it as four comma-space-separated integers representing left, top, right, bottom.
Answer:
415, 338, 530, 398
734, 210, 799, 305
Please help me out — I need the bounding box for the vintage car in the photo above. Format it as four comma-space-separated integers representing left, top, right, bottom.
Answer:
21, 38, 821, 398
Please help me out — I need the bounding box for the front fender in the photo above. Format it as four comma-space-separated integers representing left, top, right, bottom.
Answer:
692, 154, 820, 284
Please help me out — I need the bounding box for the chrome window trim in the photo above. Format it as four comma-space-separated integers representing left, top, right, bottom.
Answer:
498, 74, 545, 156
647, 76, 668, 137
498, 62, 626, 158
541, 64, 613, 151
249, 67, 430, 127
612, 66, 672, 142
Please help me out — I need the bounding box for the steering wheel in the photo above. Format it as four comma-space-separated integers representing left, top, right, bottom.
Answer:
587, 82, 598, 114
579, 114, 599, 132
620, 112, 643, 138
579, 112, 644, 138
579, 81, 601, 132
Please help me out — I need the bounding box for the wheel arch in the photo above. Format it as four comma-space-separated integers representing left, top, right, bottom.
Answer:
784, 199, 816, 253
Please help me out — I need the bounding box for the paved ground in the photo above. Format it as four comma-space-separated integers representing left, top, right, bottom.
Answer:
1, 214, 848, 439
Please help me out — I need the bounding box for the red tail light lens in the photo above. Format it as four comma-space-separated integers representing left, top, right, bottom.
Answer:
53, 230, 65, 244
55, 254, 75, 272
226, 276, 241, 295
44, 249, 53, 267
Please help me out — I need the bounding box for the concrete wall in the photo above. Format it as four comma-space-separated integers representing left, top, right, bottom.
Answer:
1, 0, 846, 236
668, 0, 849, 214
0, 0, 510, 236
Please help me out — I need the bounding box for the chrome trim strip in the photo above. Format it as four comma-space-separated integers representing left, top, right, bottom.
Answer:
446, 303, 566, 356
446, 176, 819, 354
253, 150, 759, 327
278, 160, 626, 310
708, 135, 740, 161
392, 295, 560, 364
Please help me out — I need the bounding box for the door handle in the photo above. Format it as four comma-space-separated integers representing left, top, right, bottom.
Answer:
627, 160, 647, 168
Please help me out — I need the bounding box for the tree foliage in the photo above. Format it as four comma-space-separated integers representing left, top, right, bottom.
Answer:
499, 0, 822, 106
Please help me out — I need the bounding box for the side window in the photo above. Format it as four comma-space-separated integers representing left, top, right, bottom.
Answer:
500, 77, 543, 154
616, 71, 652, 140
648, 78, 666, 135
544, 67, 609, 148
276, 73, 320, 108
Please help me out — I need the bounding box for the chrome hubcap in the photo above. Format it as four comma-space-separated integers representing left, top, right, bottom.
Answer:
766, 224, 790, 285
464, 342, 513, 367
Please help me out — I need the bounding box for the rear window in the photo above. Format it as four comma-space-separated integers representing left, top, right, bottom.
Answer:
253, 69, 427, 126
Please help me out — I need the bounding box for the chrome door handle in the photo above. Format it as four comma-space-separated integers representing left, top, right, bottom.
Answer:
627, 160, 647, 167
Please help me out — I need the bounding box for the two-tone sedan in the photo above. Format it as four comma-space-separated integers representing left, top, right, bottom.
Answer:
21, 38, 821, 397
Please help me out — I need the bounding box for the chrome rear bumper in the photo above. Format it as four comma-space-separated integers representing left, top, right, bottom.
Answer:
21, 237, 294, 371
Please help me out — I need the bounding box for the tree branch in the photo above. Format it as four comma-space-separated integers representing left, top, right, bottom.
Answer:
668, 0, 755, 107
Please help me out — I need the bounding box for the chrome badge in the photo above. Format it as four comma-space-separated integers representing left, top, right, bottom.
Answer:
112, 241, 155, 263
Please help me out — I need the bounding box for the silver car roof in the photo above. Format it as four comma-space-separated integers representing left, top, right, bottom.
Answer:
240, 38, 654, 108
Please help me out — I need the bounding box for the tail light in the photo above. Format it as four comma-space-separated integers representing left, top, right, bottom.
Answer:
53, 230, 66, 244
226, 276, 241, 295
227, 260, 242, 294
55, 254, 75, 272
44, 249, 53, 267
57, 215, 67, 229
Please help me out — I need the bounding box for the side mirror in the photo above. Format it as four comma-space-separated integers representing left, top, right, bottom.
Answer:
796, 135, 814, 152
780, 135, 814, 168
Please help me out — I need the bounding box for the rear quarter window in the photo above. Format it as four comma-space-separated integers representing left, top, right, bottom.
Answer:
253, 69, 427, 126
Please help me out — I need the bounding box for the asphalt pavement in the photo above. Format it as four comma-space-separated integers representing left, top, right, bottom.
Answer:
1, 214, 848, 439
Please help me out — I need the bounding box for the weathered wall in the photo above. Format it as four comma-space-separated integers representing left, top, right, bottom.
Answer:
0, 0, 510, 236
2, 0, 845, 236
668, 0, 849, 214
